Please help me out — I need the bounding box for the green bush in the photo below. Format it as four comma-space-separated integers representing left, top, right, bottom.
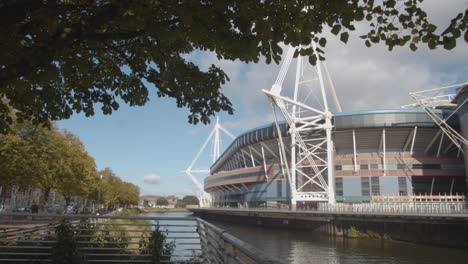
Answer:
52, 219, 85, 264
347, 226, 385, 240
139, 227, 175, 263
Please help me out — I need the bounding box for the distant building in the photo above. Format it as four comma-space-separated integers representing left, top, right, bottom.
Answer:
166, 196, 178, 209
139, 195, 179, 208
139, 195, 160, 207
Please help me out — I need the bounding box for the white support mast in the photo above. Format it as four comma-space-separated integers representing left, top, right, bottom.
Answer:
183, 117, 235, 207
403, 82, 468, 152
263, 43, 336, 208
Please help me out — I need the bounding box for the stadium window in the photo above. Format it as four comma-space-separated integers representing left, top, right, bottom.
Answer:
277, 180, 282, 197
441, 164, 464, 170
335, 165, 342, 171
412, 164, 423, 169
371, 177, 380, 195
397, 164, 407, 170
335, 178, 343, 196
398, 177, 408, 196
422, 164, 441, 170
360, 164, 369, 170
370, 164, 379, 169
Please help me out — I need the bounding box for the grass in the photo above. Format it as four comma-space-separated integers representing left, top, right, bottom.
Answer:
104, 208, 152, 249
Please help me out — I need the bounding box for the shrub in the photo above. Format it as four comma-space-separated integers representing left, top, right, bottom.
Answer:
51, 219, 85, 264
139, 227, 175, 263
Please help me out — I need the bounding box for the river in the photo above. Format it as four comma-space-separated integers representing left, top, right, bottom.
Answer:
143, 212, 468, 264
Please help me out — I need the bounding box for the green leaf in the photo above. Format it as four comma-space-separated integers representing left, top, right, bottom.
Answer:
319, 37, 327, 47
355, 9, 365, 21
331, 24, 341, 35
365, 40, 371, 47
427, 24, 437, 33
443, 38, 456, 50
409, 43, 417, 51
308, 54, 317, 65
386, 0, 396, 8
340, 32, 349, 43
465, 30, 468, 44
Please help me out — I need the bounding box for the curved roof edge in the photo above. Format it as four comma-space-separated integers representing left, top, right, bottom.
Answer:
211, 108, 457, 173
236, 121, 287, 138
334, 108, 451, 117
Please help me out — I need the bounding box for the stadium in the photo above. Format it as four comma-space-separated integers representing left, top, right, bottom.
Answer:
199, 46, 468, 209
204, 109, 466, 208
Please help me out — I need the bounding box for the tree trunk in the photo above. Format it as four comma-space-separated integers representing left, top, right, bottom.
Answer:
64, 196, 71, 207
40, 187, 51, 208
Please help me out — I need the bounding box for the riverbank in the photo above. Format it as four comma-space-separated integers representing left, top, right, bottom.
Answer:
140, 207, 189, 213
209, 218, 468, 264
191, 208, 468, 249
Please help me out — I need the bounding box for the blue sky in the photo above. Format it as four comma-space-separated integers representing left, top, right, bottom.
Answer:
58, 92, 237, 197
57, 0, 468, 197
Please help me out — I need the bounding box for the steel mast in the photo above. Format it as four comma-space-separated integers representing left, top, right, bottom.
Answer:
403, 82, 468, 152
183, 117, 235, 207
263, 43, 336, 208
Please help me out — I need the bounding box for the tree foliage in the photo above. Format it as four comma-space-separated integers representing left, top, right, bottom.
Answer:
1, 1, 465, 132
100, 168, 140, 208
182, 195, 199, 206
175, 200, 186, 208
156, 197, 168, 206
0, 119, 139, 207
56, 131, 100, 206
0, 121, 98, 205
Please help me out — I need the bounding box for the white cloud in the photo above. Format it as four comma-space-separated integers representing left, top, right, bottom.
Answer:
142, 174, 161, 184
189, 0, 466, 122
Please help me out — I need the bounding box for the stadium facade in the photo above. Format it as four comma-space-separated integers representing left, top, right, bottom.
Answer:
204, 109, 466, 207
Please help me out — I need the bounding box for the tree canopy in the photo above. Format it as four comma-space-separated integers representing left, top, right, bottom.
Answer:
182, 195, 199, 206
156, 197, 168, 206
100, 168, 140, 209
0, 120, 140, 207
1, 1, 466, 132
0, 120, 99, 205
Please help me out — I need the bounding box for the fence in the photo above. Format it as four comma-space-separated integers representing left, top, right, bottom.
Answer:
207, 197, 468, 215
317, 201, 467, 215
0, 213, 282, 264
197, 218, 280, 264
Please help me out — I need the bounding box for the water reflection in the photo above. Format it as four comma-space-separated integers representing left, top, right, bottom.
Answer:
211, 221, 468, 264
142, 212, 468, 264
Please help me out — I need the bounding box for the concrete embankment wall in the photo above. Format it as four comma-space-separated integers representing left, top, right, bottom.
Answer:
191, 208, 468, 249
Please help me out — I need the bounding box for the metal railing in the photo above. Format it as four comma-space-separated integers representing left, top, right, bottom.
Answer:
317, 201, 467, 215
204, 199, 468, 216
0, 213, 282, 264
197, 218, 280, 264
